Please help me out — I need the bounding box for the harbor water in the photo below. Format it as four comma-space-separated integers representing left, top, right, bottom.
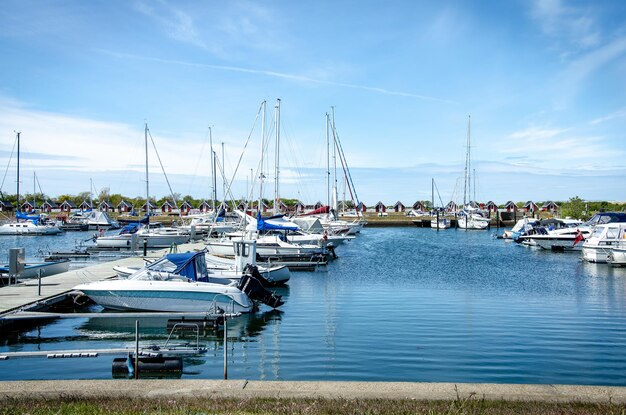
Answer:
2, 226, 626, 384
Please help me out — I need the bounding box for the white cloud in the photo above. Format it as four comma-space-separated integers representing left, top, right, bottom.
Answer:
590, 107, 626, 125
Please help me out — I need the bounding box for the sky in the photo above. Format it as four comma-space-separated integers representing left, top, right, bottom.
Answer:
0, 0, 625, 206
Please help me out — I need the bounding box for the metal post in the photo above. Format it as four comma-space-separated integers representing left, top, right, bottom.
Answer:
143, 239, 147, 256
135, 320, 139, 379
37, 269, 42, 296
223, 314, 228, 380
436, 210, 440, 231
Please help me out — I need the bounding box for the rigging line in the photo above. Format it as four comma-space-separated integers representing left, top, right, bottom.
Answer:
223, 103, 263, 209
0, 134, 18, 193
146, 128, 181, 220
331, 123, 360, 207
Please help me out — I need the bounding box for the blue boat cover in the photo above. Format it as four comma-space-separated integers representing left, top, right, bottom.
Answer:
256, 212, 299, 232
16, 211, 40, 223
164, 252, 200, 281
119, 223, 141, 235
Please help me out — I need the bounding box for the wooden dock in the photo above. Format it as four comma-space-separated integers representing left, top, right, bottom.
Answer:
0, 242, 208, 319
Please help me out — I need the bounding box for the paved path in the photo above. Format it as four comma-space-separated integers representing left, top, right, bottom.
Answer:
0, 380, 625, 403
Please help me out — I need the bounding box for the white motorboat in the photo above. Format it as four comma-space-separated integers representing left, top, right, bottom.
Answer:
608, 246, 626, 267
206, 235, 326, 257
0, 258, 70, 280
503, 217, 538, 239
74, 251, 284, 314
520, 212, 626, 252
430, 216, 451, 229
582, 223, 626, 263
83, 210, 120, 229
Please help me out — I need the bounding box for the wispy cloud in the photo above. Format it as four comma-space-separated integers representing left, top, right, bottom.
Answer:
530, 0, 601, 56
590, 107, 626, 125
101, 50, 453, 103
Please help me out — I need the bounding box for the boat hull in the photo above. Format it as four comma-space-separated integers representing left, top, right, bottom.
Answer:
75, 280, 253, 314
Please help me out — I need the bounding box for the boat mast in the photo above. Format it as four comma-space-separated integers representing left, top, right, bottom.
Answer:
432, 178, 434, 210
33, 171, 35, 212
258, 101, 266, 215
331, 107, 338, 215
326, 112, 330, 209
16, 131, 20, 213
209, 126, 216, 212
463, 115, 471, 206
144, 122, 150, 222
274, 98, 281, 215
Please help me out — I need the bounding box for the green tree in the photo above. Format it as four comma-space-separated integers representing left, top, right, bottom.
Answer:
560, 196, 587, 220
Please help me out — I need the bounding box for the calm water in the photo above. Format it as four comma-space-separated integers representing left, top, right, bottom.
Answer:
2, 227, 626, 384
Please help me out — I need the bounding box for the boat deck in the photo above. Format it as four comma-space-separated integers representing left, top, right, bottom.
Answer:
0, 242, 207, 317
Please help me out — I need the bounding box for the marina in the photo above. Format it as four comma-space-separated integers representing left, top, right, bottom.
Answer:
1, 225, 626, 385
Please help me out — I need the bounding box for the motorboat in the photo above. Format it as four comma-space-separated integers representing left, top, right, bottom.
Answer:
74, 251, 283, 314
114, 241, 291, 286
83, 210, 120, 229
608, 246, 626, 267
0, 258, 70, 281
582, 223, 626, 263
206, 235, 326, 258
519, 212, 626, 252
502, 217, 538, 239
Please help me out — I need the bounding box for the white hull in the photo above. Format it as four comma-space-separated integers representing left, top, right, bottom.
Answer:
206, 239, 325, 257
457, 216, 489, 230
0, 259, 70, 278
0, 222, 63, 235
75, 279, 253, 314
528, 236, 582, 251
430, 217, 451, 229
96, 233, 189, 248
582, 245, 613, 263
609, 247, 626, 266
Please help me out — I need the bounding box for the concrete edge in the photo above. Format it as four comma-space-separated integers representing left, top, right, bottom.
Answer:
1, 380, 626, 404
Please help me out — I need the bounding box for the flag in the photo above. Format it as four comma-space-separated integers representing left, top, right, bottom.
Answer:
573, 229, 584, 246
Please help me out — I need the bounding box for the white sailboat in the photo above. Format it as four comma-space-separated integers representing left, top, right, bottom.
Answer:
95, 124, 188, 249
0, 132, 62, 236
456, 116, 489, 230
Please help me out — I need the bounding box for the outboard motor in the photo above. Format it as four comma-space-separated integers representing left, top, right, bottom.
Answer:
243, 264, 274, 287
238, 274, 284, 309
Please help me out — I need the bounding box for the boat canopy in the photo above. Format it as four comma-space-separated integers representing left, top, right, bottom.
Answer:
256, 213, 299, 232
163, 252, 204, 281
16, 211, 40, 223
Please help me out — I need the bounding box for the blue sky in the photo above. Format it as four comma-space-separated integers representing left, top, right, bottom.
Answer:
0, 0, 625, 205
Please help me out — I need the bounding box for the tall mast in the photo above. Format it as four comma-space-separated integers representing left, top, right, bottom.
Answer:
463, 115, 471, 206
209, 126, 216, 212
145, 122, 150, 221
432, 178, 434, 209
331, 107, 338, 214
221, 141, 225, 208
16, 131, 20, 212
258, 101, 266, 215
273, 98, 281, 215
326, 112, 330, 208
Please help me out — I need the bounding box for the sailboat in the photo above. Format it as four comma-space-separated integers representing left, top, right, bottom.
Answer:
0, 132, 62, 236
456, 116, 489, 230
429, 178, 450, 229
95, 124, 189, 249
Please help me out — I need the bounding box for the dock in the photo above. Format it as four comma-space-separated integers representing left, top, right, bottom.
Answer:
0, 242, 208, 325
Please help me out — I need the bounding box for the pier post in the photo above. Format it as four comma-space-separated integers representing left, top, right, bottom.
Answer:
223, 314, 228, 380
37, 269, 42, 296
142, 239, 147, 257
134, 320, 139, 379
